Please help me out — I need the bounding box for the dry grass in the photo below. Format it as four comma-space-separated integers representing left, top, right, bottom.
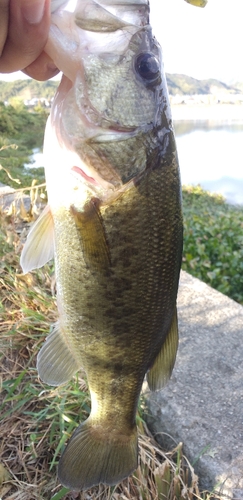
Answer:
0, 191, 220, 500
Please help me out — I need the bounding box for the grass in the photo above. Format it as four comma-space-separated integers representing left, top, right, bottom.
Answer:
182, 185, 243, 304
0, 187, 225, 499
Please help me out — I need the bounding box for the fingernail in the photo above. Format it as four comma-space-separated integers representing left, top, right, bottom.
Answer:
22, 0, 46, 24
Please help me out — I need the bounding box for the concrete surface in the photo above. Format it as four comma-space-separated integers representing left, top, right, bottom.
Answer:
145, 271, 243, 499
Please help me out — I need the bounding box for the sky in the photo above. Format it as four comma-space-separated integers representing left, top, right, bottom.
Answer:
150, 0, 243, 83
0, 0, 242, 84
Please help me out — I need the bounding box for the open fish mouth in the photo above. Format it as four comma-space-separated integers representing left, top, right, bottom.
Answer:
89, 126, 141, 142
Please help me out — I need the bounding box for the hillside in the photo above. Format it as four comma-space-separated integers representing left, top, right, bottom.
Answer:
166, 74, 242, 96
0, 74, 242, 102
0, 79, 59, 102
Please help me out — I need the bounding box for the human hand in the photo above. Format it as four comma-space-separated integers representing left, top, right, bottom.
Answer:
0, 0, 59, 81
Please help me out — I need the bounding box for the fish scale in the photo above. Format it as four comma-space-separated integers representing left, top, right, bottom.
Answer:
20, 0, 183, 491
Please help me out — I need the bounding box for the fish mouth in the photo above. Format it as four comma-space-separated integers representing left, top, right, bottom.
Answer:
89, 126, 139, 143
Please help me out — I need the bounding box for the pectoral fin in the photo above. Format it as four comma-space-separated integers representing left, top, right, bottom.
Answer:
37, 323, 80, 386
147, 308, 179, 391
70, 199, 111, 272
20, 205, 54, 274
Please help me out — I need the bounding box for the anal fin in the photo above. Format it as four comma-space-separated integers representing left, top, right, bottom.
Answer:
37, 323, 80, 386
147, 307, 179, 391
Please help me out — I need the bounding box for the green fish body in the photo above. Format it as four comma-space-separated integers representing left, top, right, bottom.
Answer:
21, 0, 183, 491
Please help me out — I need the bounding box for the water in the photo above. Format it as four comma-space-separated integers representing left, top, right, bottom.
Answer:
26, 148, 44, 169
28, 121, 243, 206
174, 120, 243, 205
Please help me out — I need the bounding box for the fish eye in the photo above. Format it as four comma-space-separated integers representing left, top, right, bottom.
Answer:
134, 52, 160, 84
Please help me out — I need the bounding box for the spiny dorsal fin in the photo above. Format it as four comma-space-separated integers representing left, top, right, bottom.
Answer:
20, 205, 54, 274
147, 307, 179, 391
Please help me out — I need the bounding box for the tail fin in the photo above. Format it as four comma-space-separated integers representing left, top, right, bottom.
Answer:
58, 417, 138, 490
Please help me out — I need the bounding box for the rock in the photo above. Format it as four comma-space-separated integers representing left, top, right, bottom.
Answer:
145, 271, 243, 499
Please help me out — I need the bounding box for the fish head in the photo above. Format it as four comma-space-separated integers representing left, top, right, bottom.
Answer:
61, 26, 168, 142
45, 1, 173, 207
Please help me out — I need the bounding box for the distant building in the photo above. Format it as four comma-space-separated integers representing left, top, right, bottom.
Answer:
24, 97, 51, 107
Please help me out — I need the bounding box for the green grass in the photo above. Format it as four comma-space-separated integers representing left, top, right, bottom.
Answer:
182, 185, 243, 304
0, 102, 47, 188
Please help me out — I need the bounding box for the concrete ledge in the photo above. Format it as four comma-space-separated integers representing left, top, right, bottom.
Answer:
145, 271, 243, 499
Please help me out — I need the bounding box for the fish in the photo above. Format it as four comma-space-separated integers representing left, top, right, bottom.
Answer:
20, 0, 183, 491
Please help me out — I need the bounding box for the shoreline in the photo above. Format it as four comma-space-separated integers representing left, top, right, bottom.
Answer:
171, 104, 243, 121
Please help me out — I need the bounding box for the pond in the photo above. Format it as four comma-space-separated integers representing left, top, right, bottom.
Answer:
174, 120, 243, 205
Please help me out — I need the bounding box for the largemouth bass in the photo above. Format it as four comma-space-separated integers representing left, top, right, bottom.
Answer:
21, 0, 183, 491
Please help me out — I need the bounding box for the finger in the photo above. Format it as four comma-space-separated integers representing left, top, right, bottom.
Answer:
23, 51, 60, 81
0, 0, 51, 73
0, 0, 8, 53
